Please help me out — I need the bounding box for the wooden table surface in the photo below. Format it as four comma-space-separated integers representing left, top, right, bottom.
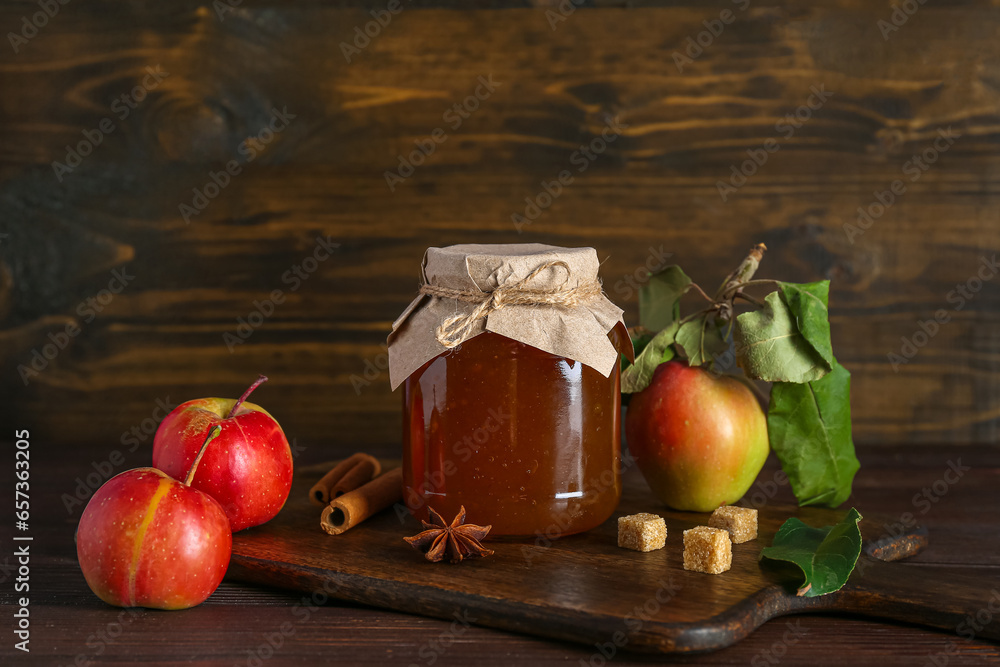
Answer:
6, 443, 999, 666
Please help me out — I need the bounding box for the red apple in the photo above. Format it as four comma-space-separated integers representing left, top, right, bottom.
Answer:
153, 375, 292, 532
77, 428, 231, 609
625, 360, 769, 512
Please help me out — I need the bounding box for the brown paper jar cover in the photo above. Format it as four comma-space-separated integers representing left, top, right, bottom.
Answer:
387, 243, 630, 389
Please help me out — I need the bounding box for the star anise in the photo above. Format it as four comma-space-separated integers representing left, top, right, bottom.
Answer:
403, 505, 494, 564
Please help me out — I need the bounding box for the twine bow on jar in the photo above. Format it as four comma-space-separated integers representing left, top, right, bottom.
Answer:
418, 260, 604, 348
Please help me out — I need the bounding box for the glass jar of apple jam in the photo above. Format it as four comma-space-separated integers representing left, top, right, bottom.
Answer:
388, 244, 632, 537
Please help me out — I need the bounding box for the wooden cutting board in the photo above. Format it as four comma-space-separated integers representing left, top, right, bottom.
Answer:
227, 463, 997, 653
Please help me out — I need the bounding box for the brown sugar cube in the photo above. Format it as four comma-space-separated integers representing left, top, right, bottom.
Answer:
683, 526, 732, 574
617, 513, 667, 552
708, 506, 758, 544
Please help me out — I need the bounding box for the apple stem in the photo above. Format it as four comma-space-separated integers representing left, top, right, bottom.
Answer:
184, 425, 222, 486
227, 375, 268, 419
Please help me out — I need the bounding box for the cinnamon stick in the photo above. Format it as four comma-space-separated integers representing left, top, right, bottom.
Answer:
321, 468, 403, 536
308, 453, 379, 507
331, 454, 381, 498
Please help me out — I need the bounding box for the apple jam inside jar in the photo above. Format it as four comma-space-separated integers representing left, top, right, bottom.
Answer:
402, 322, 630, 537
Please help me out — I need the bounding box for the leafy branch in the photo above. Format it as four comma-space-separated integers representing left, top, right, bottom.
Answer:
621, 243, 859, 509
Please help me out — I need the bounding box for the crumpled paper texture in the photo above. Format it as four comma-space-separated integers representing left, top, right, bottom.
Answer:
388, 243, 629, 389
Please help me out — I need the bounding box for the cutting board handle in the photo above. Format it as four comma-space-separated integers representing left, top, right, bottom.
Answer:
821, 555, 1000, 642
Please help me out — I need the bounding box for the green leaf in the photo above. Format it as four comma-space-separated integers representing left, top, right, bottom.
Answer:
660, 345, 675, 364
767, 361, 860, 507
621, 322, 679, 394
734, 291, 830, 383
779, 281, 834, 368
638, 266, 691, 332
621, 327, 654, 374
759, 508, 863, 597
629, 328, 655, 360
675, 314, 728, 367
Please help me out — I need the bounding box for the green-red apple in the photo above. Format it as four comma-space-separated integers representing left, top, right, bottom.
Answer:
153, 376, 292, 531
625, 360, 769, 512
77, 429, 231, 609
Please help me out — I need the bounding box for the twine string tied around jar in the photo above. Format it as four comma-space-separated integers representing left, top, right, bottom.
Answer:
418, 260, 603, 348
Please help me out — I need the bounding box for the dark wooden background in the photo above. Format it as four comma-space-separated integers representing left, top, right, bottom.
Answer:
1, 0, 999, 455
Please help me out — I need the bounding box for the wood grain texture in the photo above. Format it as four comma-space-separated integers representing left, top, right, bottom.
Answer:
0, 1, 998, 449
4, 442, 999, 665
